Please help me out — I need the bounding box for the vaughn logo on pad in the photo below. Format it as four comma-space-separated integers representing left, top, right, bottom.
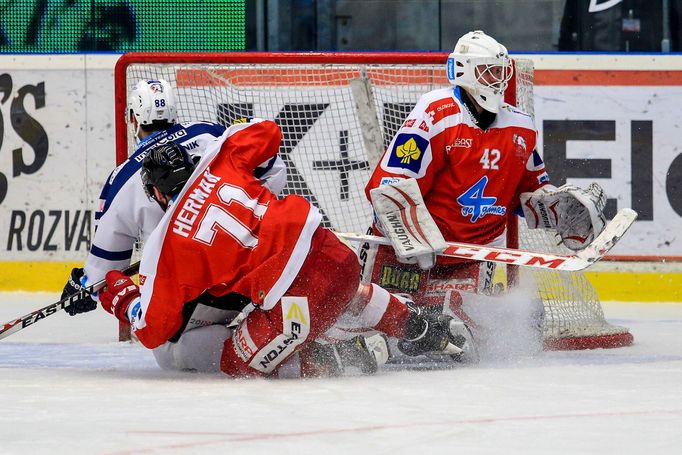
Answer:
369, 178, 446, 269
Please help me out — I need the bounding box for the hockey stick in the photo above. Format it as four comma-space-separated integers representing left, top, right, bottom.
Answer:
337, 208, 637, 272
0, 262, 140, 341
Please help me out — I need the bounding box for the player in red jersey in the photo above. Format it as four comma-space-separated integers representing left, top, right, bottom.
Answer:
362, 31, 608, 345
96, 119, 476, 378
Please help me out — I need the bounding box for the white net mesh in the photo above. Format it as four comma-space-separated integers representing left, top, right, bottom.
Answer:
119, 55, 631, 349
509, 59, 630, 347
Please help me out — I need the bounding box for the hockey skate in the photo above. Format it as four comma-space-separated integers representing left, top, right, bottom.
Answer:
398, 303, 478, 363
308, 334, 391, 376
335, 334, 391, 374
437, 315, 479, 363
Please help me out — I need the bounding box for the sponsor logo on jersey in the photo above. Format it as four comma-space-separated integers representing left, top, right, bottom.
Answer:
424, 278, 477, 296
537, 172, 550, 184
135, 131, 189, 163
403, 118, 416, 128
445, 138, 473, 152
155, 129, 188, 147
183, 140, 199, 150
418, 121, 430, 132
378, 265, 421, 292
437, 102, 456, 112
456, 176, 507, 222
387, 133, 428, 173
133, 150, 148, 164
139, 275, 146, 285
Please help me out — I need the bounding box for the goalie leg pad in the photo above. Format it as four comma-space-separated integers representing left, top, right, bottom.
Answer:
370, 178, 447, 269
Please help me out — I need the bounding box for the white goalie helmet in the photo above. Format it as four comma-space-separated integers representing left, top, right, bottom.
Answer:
128, 79, 177, 133
446, 30, 513, 113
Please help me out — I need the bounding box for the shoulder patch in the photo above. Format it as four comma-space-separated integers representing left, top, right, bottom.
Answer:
527, 150, 545, 171
386, 133, 429, 173
427, 99, 460, 124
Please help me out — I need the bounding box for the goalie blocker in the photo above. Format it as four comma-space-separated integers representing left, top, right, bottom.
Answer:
369, 178, 447, 269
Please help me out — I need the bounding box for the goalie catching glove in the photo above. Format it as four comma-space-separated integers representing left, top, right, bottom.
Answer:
99, 270, 140, 323
520, 182, 607, 251
370, 178, 447, 269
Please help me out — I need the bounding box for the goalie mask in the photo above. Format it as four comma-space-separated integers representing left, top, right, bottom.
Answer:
128, 79, 177, 136
446, 30, 513, 114
141, 142, 195, 209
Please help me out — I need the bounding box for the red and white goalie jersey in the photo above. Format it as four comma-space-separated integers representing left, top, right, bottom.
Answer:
130, 120, 322, 349
366, 86, 548, 251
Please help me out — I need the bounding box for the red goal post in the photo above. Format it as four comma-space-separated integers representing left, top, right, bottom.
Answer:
114, 52, 633, 349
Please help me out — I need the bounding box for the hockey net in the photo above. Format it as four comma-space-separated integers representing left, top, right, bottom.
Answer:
114, 52, 632, 349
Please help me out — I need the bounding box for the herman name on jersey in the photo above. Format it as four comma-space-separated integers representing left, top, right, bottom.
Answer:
172, 168, 221, 238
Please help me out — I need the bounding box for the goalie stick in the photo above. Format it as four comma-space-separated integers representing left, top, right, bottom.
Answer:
337, 208, 637, 272
0, 262, 140, 341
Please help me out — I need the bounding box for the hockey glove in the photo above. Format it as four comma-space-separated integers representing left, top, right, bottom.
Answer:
554, 182, 607, 250
398, 302, 477, 362
520, 182, 607, 251
61, 268, 98, 316
99, 271, 140, 323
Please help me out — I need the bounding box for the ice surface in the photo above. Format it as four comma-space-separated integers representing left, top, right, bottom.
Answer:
0, 292, 680, 454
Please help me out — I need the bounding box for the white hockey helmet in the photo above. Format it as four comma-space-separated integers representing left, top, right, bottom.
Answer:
127, 79, 177, 131
446, 30, 513, 113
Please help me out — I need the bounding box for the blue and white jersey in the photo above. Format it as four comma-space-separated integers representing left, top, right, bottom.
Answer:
83, 121, 287, 286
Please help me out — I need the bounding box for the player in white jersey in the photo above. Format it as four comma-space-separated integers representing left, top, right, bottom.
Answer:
61, 79, 286, 314
58, 80, 288, 371
362, 31, 609, 350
